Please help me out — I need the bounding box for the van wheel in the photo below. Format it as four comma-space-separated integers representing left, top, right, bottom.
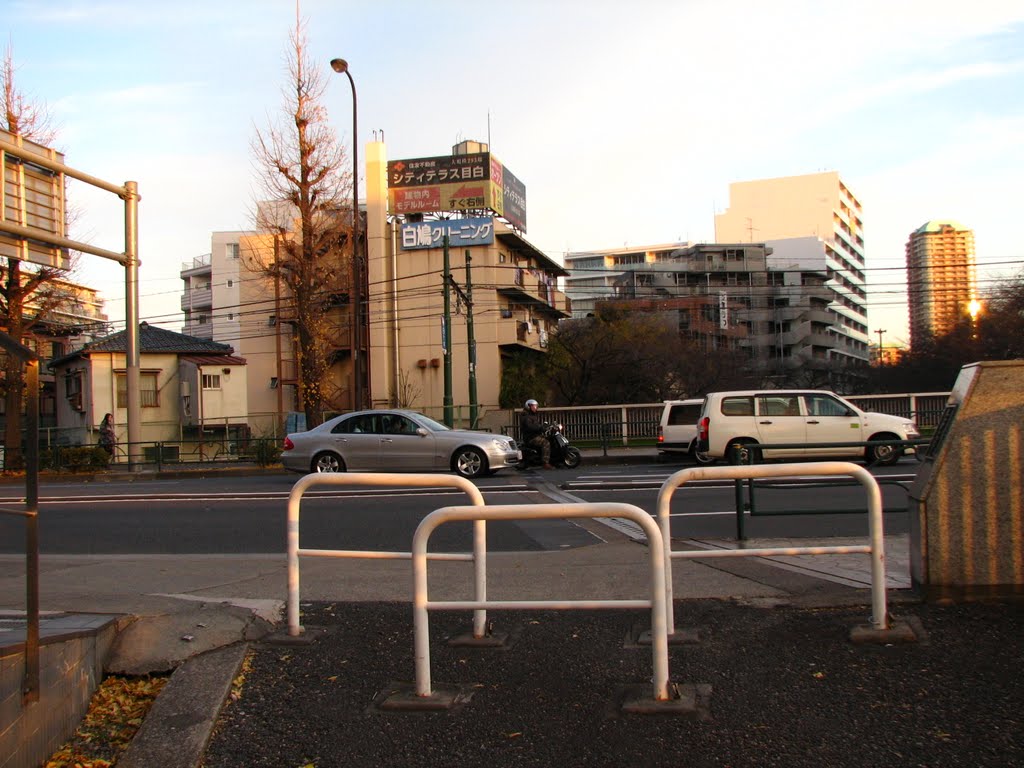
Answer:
727, 440, 761, 465
866, 434, 901, 466
690, 441, 716, 465
693, 450, 716, 466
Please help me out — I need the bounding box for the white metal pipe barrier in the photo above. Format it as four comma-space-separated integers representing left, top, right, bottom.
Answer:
412, 502, 673, 702
287, 473, 487, 638
655, 462, 888, 635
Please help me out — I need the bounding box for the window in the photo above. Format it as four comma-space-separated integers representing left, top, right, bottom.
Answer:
227, 279, 233, 287
759, 395, 800, 417
721, 397, 754, 417
804, 394, 852, 418
116, 372, 159, 408
269, 377, 279, 389
65, 371, 84, 411
226, 243, 239, 259
202, 374, 221, 390
268, 315, 277, 327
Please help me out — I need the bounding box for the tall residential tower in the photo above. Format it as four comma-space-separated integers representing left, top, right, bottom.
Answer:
905, 221, 977, 348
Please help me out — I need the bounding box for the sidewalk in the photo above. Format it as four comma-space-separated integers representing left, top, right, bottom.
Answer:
12, 450, 1011, 768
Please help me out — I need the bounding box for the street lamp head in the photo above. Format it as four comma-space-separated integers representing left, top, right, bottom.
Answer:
330, 58, 349, 74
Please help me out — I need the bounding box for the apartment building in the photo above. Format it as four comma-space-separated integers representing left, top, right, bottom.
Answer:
591, 243, 839, 373
563, 242, 691, 318
905, 220, 977, 347
714, 171, 870, 366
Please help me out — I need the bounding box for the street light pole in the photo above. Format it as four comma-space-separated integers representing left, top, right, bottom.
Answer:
875, 329, 886, 365
330, 58, 363, 410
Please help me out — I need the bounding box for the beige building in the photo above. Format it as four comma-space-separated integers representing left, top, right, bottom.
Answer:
905, 220, 977, 348
50, 323, 248, 456
714, 171, 870, 365
183, 142, 567, 432
364, 142, 568, 429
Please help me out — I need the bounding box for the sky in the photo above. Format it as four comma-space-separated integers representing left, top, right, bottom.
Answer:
4, 0, 1024, 348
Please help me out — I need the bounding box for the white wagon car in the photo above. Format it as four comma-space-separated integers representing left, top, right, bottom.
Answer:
280, 409, 521, 479
696, 389, 920, 466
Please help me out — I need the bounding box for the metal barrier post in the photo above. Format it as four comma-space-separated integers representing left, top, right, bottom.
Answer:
286, 473, 487, 637
734, 479, 746, 541
411, 502, 671, 702
657, 462, 889, 635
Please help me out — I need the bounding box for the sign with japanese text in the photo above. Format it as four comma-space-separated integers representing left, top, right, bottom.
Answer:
400, 217, 495, 250
719, 291, 729, 329
387, 151, 527, 232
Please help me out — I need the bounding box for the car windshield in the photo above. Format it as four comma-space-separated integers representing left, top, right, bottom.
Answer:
408, 413, 451, 432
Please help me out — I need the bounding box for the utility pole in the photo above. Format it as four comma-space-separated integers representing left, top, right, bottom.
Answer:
463, 250, 478, 428
875, 329, 886, 365
442, 234, 453, 426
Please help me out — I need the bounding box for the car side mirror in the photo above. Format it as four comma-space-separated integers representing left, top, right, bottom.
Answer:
416, 427, 428, 436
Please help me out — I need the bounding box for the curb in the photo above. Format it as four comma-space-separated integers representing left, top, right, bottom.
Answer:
118, 642, 248, 768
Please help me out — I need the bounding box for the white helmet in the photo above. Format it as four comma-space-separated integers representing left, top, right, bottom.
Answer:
525, 399, 538, 408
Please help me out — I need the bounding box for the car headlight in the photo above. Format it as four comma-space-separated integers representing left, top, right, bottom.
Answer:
904, 422, 920, 438
491, 438, 513, 451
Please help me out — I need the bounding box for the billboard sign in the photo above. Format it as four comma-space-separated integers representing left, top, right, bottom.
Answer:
400, 217, 495, 251
0, 130, 70, 270
387, 151, 527, 232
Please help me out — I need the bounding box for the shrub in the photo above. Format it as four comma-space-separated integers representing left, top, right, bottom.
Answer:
42, 446, 112, 472
244, 436, 282, 467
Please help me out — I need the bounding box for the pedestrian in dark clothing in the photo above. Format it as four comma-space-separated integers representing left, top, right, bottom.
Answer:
519, 399, 553, 469
98, 413, 116, 459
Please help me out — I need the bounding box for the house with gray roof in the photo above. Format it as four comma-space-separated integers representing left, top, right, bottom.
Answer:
49, 322, 249, 459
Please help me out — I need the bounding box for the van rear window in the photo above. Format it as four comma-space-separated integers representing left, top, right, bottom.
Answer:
668, 404, 701, 425
721, 397, 754, 416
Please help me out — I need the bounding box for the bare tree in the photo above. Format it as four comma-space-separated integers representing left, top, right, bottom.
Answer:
1, 44, 74, 470
244, 18, 354, 428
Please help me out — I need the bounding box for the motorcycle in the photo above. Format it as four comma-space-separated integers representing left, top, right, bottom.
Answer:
518, 422, 582, 469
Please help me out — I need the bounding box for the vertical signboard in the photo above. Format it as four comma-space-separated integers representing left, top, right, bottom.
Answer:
719, 292, 729, 329
0, 130, 70, 270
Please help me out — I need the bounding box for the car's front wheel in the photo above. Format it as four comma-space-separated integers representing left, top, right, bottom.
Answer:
453, 447, 487, 479
311, 451, 345, 473
866, 434, 902, 466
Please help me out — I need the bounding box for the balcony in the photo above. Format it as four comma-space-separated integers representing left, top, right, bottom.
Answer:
184, 321, 213, 339
181, 254, 212, 276
181, 287, 213, 311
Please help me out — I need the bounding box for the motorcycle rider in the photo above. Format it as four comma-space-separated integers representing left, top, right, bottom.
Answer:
519, 398, 553, 469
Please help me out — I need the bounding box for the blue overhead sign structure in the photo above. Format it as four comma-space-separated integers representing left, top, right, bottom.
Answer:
400, 217, 495, 250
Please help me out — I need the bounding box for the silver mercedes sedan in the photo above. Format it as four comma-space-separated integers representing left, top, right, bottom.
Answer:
280, 409, 521, 479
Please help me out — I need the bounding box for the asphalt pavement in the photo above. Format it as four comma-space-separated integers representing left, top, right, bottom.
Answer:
4, 449, 1022, 767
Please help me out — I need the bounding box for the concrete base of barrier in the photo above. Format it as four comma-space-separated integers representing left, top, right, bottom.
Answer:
849, 617, 919, 644
631, 627, 702, 647
373, 681, 475, 712
624, 619, 700, 648
447, 628, 516, 649
618, 682, 711, 717
263, 626, 329, 646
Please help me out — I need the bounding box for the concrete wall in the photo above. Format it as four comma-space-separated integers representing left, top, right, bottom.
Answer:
1, 621, 117, 768
909, 360, 1024, 596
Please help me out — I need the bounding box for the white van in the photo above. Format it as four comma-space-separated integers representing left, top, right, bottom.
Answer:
696, 389, 920, 465
657, 399, 715, 464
